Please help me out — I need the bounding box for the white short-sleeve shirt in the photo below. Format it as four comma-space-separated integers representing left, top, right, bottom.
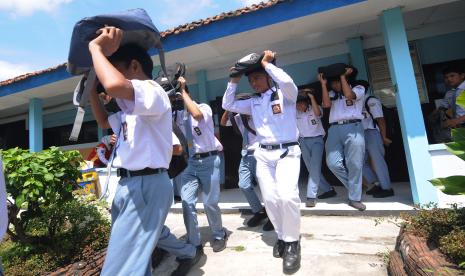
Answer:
186, 103, 223, 154
362, 96, 384, 130
172, 132, 181, 146
296, 107, 325, 138
108, 79, 172, 170
439, 81, 465, 117
328, 85, 366, 124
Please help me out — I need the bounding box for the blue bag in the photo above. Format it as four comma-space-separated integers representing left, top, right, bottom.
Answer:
67, 8, 168, 141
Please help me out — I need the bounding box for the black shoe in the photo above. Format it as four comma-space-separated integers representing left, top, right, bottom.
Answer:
283, 241, 301, 274
246, 209, 267, 227
372, 188, 394, 198
348, 200, 366, 211
151, 247, 168, 269
174, 195, 182, 202
366, 185, 382, 195
305, 198, 316, 207
171, 245, 204, 276
211, 230, 229, 252
262, 219, 274, 231
273, 239, 285, 258
317, 189, 337, 199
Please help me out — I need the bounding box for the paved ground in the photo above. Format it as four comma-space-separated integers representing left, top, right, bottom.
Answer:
153, 213, 400, 276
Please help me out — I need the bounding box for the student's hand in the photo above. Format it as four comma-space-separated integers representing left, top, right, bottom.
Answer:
343, 67, 353, 77
178, 76, 187, 90
383, 137, 392, 146
110, 134, 117, 145
307, 92, 315, 100
318, 73, 327, 85
261, 50, 275, 67
229, 67, 241, 83
89, 26, 123, 57
444, 118, 459, 128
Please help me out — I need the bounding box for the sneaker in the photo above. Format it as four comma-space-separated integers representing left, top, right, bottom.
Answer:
211, 230, 229, 252
151, 247, 168, 269
305, 198, 316, 207
171, 245, 204, 276
273, 239, 285, 258
366, 184, 382, 195
372, 188, 394, 198
246, 209, 267, 227
283, 241, 301, 274
262, 219, 274, 231
348, 200, 366, 211
317, 189, 337, 199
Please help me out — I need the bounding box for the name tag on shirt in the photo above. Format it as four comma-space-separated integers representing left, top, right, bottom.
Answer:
194, 127, 202, 136
122, 122, 128, 141
311, 119, 317, 125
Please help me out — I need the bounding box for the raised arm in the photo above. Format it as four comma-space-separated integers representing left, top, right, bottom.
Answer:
262, 50, 297, 102
319, 73, 331, 108
88, 27, 135, 101
89, 82, 111, 129
222, 76, 252, 115
340, 68, 356, 100
308, 93, 322, 117
220, 111, 231, 126
179, 77, 204, 121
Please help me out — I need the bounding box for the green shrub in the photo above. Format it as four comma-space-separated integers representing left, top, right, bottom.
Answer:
440, 229, 465, 265
1, 196, 110, 275
1, 147, 83, 244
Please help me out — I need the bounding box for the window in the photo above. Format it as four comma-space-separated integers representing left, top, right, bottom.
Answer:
365, 44, 428, 107
43, 121, 98, 148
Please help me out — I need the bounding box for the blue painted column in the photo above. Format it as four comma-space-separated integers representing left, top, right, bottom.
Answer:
347, 36, 369, 82
28, 98, 43, 152
97, 127, 104, 141
196, 70, 208, 103
380, 7, 437, 204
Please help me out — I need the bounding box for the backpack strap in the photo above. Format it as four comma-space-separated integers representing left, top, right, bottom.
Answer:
240, 114, 256, 136
364, 95, 378, 129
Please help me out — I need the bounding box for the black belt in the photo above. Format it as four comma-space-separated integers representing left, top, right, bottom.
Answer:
192, 150, 218, 159
117, 167, 167, 178
259, 142, 299, 150
330, 119, 361, 126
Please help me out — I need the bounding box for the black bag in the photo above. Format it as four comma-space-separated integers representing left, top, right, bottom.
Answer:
154, 62, 186, 97
230, 53, 275, 77
318, 63, 358, 84
168, 121, 189, 179
428, 109, 452, 143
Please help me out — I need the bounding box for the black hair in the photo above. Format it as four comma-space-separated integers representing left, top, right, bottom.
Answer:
442, 65, 465, 76
109, 43, 153, 78
245, 67, 267, 77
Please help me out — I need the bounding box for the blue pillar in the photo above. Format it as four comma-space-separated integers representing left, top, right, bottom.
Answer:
28, 98, 43, 152
380, 7, 437, 205
196, 70, 208, 103
347, 37, 369, 82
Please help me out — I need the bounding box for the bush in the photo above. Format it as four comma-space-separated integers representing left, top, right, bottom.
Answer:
1, 196, 110, 275
440, 229, 465, 265
402, 205, 465, 266
1, 147, 83, 244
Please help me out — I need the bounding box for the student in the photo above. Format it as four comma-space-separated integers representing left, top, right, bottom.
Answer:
223, 50, 301, 274
86, 134, 116, 168
320, 67, 366, 211
362, 93, 394, 198
296, 89, 336, 207
87, 27, 201, 276
177, 77, 228, 253
220, 110, 273, 231
439, 66, 465, 130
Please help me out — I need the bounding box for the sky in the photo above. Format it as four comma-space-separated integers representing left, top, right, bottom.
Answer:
0, 0, 262, 81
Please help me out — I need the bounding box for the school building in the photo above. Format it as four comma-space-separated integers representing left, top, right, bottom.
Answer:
0, 0, 464, 206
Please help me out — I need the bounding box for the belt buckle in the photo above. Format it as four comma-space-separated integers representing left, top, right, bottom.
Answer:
194, 153, 201, 159
337, 121, 344, 125
266, 145, 273, 150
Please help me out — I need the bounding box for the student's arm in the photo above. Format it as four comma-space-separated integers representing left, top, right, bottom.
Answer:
222, 77, 252, 115
340, 68, 356, 100
179, 77, 204, 121
262, 50, 298, 102
376, 118, 392, 146
172, 133, 183, 156
319, 73, 331, 108
88, 27, 134, 101
220, 111, 230, 126
308, 93, 321, 117
89, 84, 111, 129
445, 115, 465, 128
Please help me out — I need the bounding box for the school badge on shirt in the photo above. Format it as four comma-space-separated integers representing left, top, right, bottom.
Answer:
345, 99, 354, 106
272, 103, 282, 114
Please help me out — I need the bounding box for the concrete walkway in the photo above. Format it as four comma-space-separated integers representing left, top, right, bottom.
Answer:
154, 213, 400, 276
